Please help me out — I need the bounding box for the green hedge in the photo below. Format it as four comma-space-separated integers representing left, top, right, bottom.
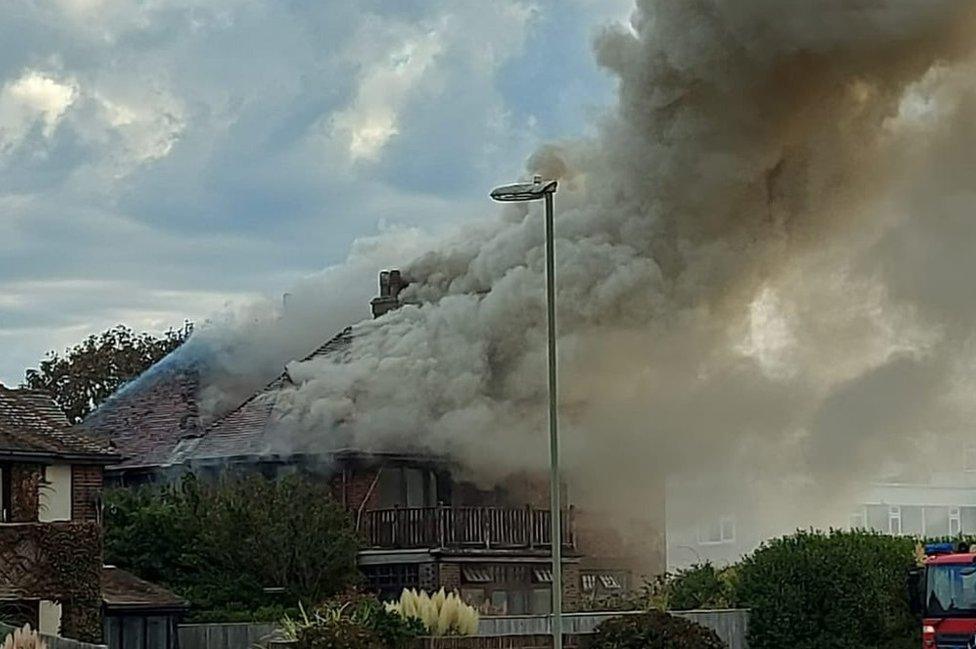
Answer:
735, 530, 918, 649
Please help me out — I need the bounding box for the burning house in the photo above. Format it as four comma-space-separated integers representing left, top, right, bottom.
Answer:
79, 272, 660, 613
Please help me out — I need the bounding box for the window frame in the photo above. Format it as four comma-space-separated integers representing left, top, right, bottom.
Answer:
889, 505, 902, 535
698, 514, 736, 546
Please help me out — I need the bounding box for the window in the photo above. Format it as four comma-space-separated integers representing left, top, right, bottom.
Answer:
951, 507, 962, 536
850, 507, 867, 530
376, 467, 438, 508
461, 588, 485, 608
489, 590, 508, 615
965, 446, 976, 472
889, 506, 902, 535
699, 515, 735, 545
530, 589, 551, 615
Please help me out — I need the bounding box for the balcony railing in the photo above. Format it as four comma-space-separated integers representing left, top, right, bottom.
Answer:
362, 505, 575, 550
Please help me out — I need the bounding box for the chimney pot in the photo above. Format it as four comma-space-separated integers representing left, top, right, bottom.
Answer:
370, 268, 409, 318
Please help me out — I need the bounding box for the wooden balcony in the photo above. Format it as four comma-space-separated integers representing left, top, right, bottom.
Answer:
362, 506, 576, 551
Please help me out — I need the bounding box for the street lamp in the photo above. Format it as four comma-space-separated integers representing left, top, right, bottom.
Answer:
490, 175, 562, 649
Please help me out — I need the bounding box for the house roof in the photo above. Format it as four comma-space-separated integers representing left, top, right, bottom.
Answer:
77, 366, 202, 469
78, 326, 357, 471
101, 566, 188, 612
176, 327, 355, 463
0, 385, 117, 462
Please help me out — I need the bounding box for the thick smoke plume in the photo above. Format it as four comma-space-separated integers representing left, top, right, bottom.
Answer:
176, 1, 976, 544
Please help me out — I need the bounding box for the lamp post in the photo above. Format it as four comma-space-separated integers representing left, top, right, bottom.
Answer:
490, 175, 562, 649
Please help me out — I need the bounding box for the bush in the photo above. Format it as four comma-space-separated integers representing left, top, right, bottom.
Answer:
284, 592, 424, 649
580, 564, 734, 613
104, 474, 362, 620
734, 529, 917, 649
588, 611, 726, 649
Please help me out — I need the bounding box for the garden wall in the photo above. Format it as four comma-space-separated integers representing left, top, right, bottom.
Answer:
178, 610, 748, 649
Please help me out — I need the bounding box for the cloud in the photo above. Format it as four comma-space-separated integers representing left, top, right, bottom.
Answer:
0, 1, 621, 383
0, 70, 77, 151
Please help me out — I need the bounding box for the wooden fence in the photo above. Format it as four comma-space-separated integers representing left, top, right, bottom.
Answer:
362, 506, 576, 550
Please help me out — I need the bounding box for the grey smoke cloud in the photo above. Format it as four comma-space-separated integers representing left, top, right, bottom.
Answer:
183, 0, 976, 533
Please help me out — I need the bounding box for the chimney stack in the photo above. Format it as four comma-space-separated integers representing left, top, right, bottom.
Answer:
370, 269, 408, 318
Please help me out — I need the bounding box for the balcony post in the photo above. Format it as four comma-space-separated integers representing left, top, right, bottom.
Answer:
526, 504, 534, 548
438, 506, 446, 549
393, 505, 400, 548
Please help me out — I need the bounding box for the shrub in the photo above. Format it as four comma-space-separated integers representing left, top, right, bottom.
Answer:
580, 564, 734, 613
588, 611, 726, 649
104, 474, 361, 620
734, 529, 917, 649
283, 593, 424, 649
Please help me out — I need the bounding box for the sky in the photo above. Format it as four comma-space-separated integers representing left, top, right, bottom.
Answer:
0, 0, 632, 384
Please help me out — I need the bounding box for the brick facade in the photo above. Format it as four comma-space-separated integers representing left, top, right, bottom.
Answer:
438, 563, 462, 592
71, 465, 103, 522
332, 467, 381, 513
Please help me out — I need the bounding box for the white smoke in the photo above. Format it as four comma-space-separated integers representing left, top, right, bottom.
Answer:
180, 0, 976, 545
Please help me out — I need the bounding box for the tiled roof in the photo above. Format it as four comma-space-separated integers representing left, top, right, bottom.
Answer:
0, 385, 115, 459
78, 366, 201, 469
101, 566, 188, 611
180, 327, 354, 462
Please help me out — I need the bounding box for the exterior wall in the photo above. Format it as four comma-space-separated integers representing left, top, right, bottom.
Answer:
10, 463, 41, 522
71, 466, 103, 522
0, 521, 103, 642
439, 562, 462, 592
40, 465, 72, 523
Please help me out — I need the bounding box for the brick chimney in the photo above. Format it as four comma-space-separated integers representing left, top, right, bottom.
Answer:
370, 269, 408, 318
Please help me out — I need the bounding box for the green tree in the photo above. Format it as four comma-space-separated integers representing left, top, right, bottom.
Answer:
24, 322, 192, 422
104, 474, 362, 621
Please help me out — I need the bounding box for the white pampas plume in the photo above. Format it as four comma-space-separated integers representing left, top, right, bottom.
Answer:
2, 625, 46, 649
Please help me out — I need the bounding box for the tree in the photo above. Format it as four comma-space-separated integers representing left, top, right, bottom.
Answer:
104, 474, 362, 621
24, 322, 192, 423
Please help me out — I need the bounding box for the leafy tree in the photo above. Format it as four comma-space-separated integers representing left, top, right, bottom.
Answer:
104, 474, 362, 621
24, 322, 192, 422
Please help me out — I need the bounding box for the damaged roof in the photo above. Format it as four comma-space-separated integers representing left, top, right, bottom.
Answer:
77, 366, 202, 469
0, 385, 117, 462
77, 327, 356, 471
176, 327, 354, 463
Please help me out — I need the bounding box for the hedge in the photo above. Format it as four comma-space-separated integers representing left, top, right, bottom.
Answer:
735, 529, 918, 649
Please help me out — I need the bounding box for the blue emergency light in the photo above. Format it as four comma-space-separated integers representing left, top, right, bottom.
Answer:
925, 543, 956, 555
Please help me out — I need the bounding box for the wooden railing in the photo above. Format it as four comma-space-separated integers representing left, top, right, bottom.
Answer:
362, 506, 575, 550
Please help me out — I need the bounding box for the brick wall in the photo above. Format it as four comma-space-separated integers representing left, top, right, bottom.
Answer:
439, 562, 461, 592
562, 563, 580, 611
332, 467, 381, 512
10, 463, 41, 522
71, 465, 103, 522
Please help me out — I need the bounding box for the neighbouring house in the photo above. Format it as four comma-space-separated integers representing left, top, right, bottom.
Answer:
666, 453, 976, 571
0, 385, 119, 642
101, 566, 188, 649
79, 270, 666, 612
